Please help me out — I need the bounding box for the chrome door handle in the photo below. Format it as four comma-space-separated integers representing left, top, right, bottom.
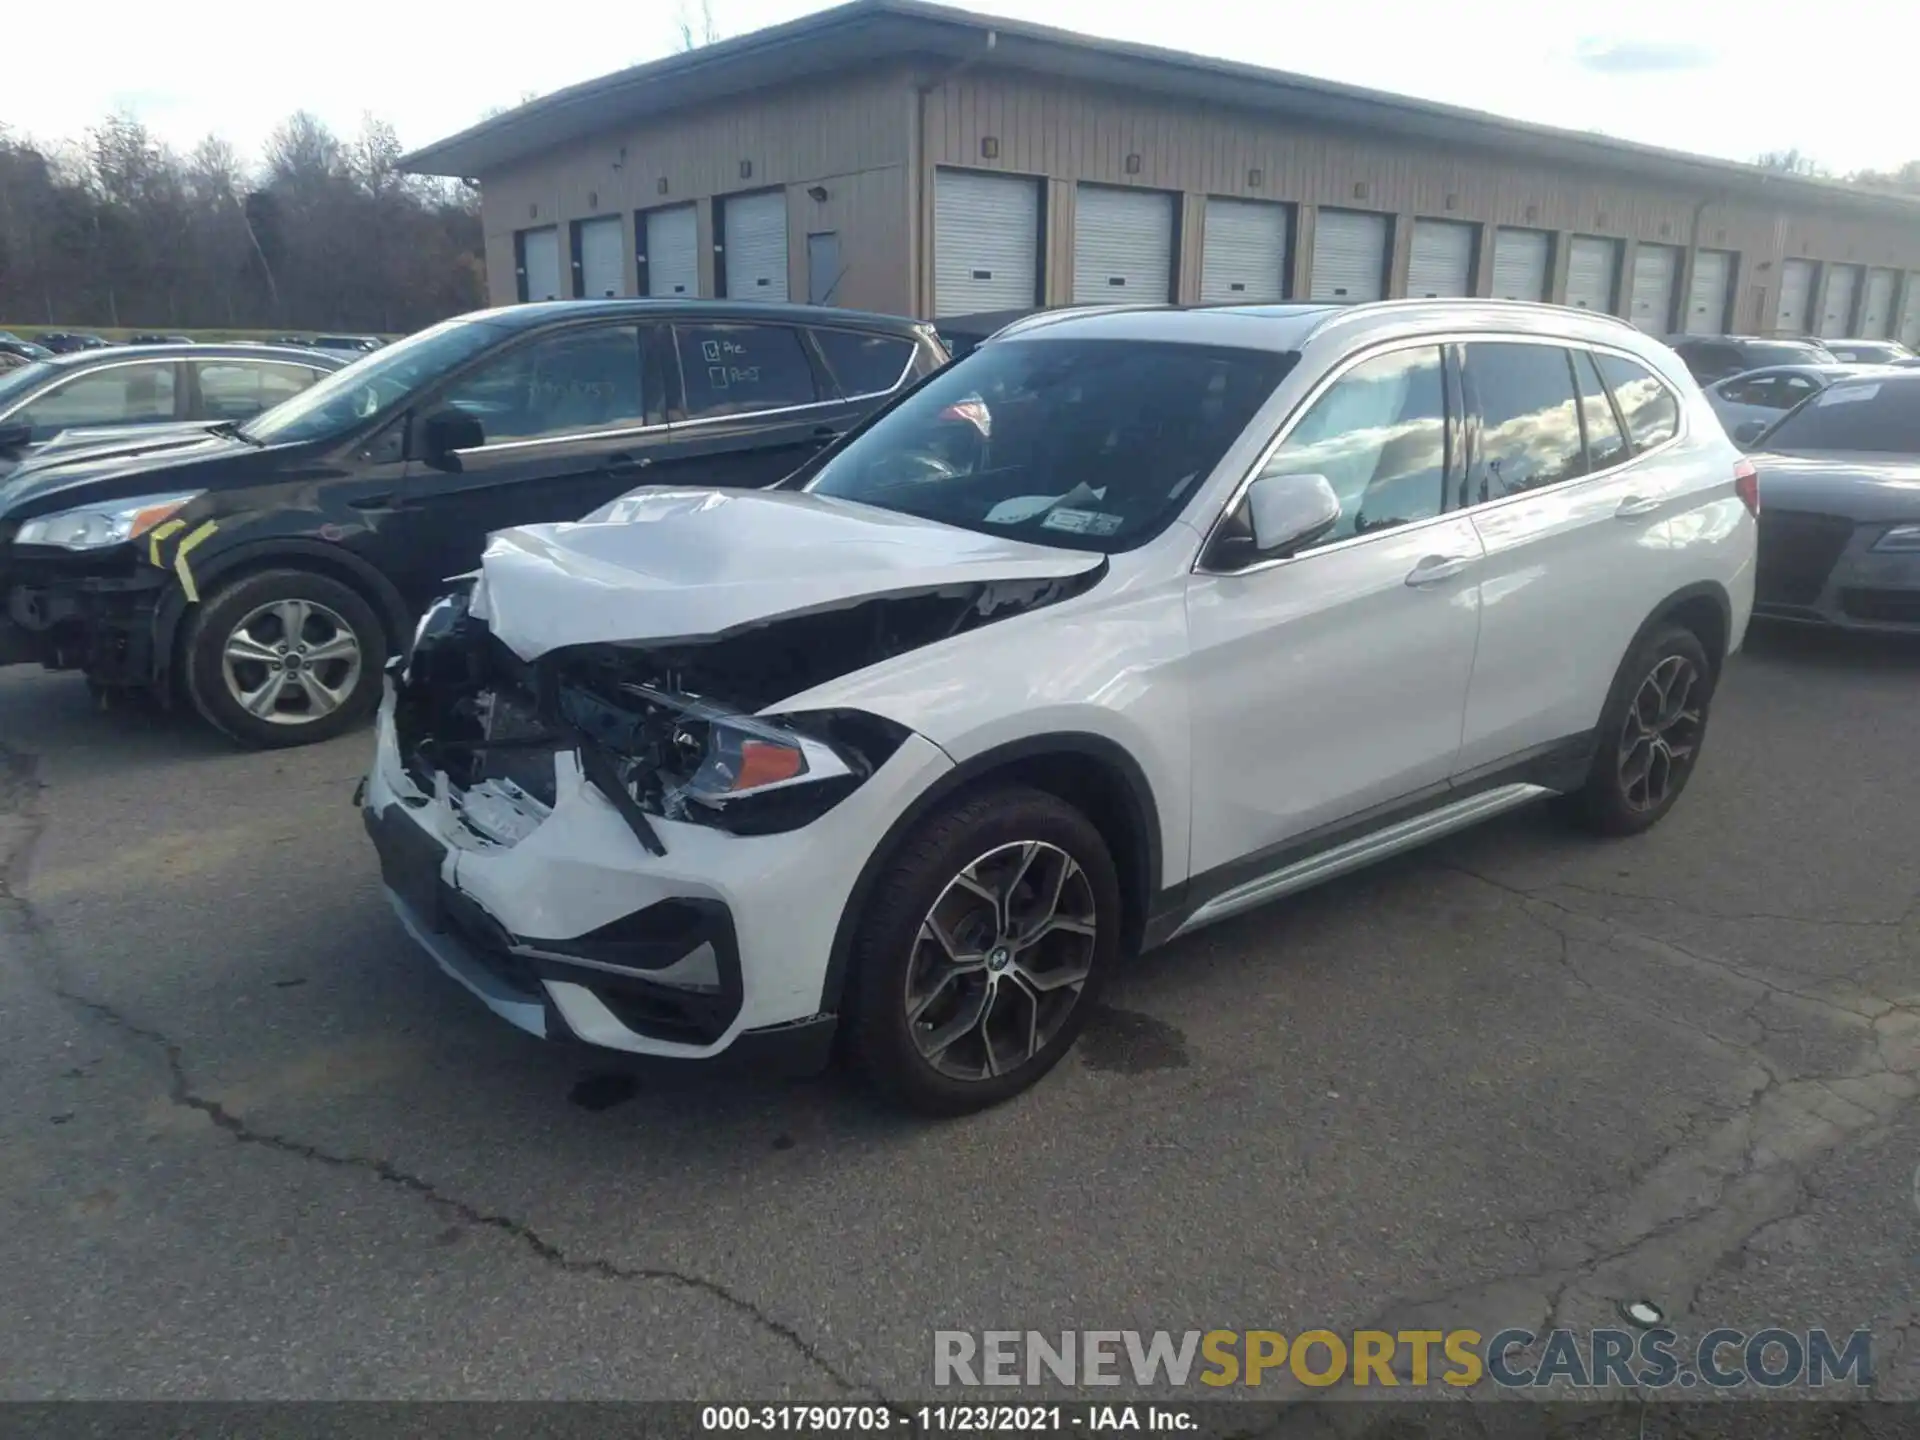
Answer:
1405, 554, 1477, 586
1615, 494, 1662, 518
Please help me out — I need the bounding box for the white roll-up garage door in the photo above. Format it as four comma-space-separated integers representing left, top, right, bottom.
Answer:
1628, 243, 1680, 333
644, 205, 699, 297
1776, 259, 1815, 334
519, 227, 562, 302
576, 216, 625, 298
1860, 268, 1898, 338
1072, 185, 1175, 304
721, 191, 789, 301
1819, 264, 1860, 338
935, 170, 1041, 316
1565, 236, 1620, 314
1310, 210, 1388, 304
1900, 276, 1920, 349
1491, 228, 1551, 302
1200, 198, 1289, 303
1406, 219, 1475, 299
1682, 249, 1733, 335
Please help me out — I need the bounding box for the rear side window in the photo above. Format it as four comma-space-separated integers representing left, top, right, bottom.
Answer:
675, 323, 819, 419
193, 360, 323, 420
1464, 342, 1585, 500
1573, 351, 1629, 473
811, 329, 914, 397
1595, 353, 1681, 453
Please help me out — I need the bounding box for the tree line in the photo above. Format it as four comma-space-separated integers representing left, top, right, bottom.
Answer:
0, 111, 484, 334
1755, 149, 1920, 194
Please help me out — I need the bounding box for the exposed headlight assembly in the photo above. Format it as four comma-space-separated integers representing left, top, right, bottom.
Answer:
1872, 524, 1920, 553
13, 490, 203, 551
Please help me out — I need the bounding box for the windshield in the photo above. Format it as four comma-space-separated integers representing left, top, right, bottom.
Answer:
1764, 377, 1920, 454
804, 338, 1296, 553
0, 361, 56, 411
239, 319, 500, 445
1747, 343, 1833, 368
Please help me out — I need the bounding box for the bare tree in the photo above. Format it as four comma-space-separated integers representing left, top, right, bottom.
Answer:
675, 0, 719, 50
1754, 148, 1827, 178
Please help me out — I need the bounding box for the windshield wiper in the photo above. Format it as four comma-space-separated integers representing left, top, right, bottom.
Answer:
206, 420, 265, 447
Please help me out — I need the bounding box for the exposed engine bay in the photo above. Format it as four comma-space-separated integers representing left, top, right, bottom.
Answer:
392, 568, 1099, 853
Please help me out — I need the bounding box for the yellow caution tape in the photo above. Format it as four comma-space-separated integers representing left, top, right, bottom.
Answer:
171, 520, 219, 603
146, 517, 188, 569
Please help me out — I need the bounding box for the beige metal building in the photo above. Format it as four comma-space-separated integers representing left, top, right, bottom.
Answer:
403, 0, 1920, 346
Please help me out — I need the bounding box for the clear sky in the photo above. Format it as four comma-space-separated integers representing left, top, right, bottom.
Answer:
6, 0, 1913, 175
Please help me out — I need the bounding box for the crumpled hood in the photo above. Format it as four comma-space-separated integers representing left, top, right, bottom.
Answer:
468, 487, 1106, 659
1752, 450, 1920, 521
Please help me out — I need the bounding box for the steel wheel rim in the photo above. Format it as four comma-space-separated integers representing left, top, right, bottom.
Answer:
1617, 653, 1702, 813
903, 840, 1098, 1082
220, 598, 363, 727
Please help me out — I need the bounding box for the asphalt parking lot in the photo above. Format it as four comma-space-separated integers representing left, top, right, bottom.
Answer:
1, 623, 1915, 1408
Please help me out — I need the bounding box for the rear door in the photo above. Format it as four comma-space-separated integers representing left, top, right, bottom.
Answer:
1453, 341, 1688, 773
394, 321, 667, 594
647, 319, 853, 491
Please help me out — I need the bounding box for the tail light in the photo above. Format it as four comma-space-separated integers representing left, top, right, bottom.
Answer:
1734, 458, 1760, 518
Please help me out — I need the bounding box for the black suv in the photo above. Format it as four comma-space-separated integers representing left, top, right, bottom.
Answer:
1665, 334, 1836, 385
0, 300, 948, 748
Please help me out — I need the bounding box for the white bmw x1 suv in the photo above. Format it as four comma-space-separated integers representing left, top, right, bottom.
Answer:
362, 299, 1757, 1114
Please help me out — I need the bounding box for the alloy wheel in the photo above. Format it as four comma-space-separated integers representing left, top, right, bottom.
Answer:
1617, 653, 1702, 813
219, 598, 363, 726
903, 840, 1098, 1082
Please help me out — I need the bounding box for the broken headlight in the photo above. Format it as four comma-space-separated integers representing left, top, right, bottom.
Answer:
557, 681, 905, 837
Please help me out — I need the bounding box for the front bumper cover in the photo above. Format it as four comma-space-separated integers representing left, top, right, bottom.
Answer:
1754, 514, 1920, 632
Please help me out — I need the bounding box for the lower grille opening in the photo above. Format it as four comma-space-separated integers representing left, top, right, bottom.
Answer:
1840, 588, 1920, 624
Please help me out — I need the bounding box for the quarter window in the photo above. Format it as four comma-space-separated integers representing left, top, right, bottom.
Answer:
674, 324, 819, 419
1573, 350, 1629, 473
1464, 342, 1585, 500
437, 325, 647, 443
1594, 353, 1681, 453
1254, 345, 1449, 545
811, 329, 915, 397
16, 363, 177, 437
193, 360, 324, 420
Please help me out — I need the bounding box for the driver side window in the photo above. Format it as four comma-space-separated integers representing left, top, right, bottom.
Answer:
437, 325, 648, 444
1250, 346, 1449, 549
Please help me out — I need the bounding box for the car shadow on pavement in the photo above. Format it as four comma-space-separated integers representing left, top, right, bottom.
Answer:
1741, 618, 1920, 670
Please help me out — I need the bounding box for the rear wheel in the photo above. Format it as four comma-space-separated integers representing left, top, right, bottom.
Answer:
844, 786, 1121, 1116
1558, 623, 1714, 836
184, 568, 386, 749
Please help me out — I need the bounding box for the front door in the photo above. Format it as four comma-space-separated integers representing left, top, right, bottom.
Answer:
393, 321, 669, 601
1184, 343, 1484, 884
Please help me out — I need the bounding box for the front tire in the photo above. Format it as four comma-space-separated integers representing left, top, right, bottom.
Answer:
844, 786, 1121, 1116
183, 568, 387, 749
1558, 623, 1715, 836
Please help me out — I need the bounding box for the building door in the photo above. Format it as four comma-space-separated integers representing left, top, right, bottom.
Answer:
1628, 243, 1680, 333
933, 169, 1041, 316
1899, 275, 1920, 349
1564, 236, 1620, 314
721, 190, 789, 301
575, 216, 625, 298
1406, 219, 1475, 298
1491, 228, 1551, 302
1200, 198, 1289, 303
642, 205, 698, 298
1072, 185, 1175, 304
1776, 259, 1816, 334
1309, 209, 1389, 303
1819, 264, 1860, 338
1683, 250, 1733, 335
1861, 268, 1898, 338
518, 226, 562, 302
807, 232, 843, 305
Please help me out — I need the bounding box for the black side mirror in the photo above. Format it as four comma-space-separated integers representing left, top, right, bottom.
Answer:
418, 407, 485, 470
0, 422, 32, 455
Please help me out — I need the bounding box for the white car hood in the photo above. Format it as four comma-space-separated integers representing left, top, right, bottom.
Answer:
468, 487, 1107, 659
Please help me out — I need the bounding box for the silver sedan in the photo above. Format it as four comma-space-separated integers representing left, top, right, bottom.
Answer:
1705, 361, 1899, 446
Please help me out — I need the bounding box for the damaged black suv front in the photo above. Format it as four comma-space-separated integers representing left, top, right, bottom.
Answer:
360, 487, 1106, 1070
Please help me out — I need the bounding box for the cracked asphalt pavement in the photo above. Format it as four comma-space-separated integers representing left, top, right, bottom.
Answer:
1, 623, 1916, 1406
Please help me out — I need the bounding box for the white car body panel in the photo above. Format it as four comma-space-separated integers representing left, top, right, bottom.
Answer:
364, 298, 1759, 1066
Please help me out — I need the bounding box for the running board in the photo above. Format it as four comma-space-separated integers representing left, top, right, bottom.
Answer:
1170, 783, 1553, 940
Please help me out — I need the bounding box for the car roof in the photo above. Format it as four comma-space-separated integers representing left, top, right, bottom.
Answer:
1726, 362, 1895, 380
985, 298, 1655, 355
1671, 334, 1830, 347
31, 342, 344, 370
462, 298, 936, 337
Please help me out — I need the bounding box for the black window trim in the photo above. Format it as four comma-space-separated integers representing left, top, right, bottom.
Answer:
1192, 330, 1689, 578
804, 325, 920, 402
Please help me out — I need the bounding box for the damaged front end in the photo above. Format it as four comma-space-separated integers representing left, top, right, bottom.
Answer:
391, 567, 1094, 855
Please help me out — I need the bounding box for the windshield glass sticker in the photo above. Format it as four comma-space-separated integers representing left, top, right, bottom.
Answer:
1041, 508, 1123, 537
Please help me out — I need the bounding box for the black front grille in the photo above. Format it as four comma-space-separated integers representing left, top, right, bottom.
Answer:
1841, 588, 1920, 625
1756, 512, 1855, 606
